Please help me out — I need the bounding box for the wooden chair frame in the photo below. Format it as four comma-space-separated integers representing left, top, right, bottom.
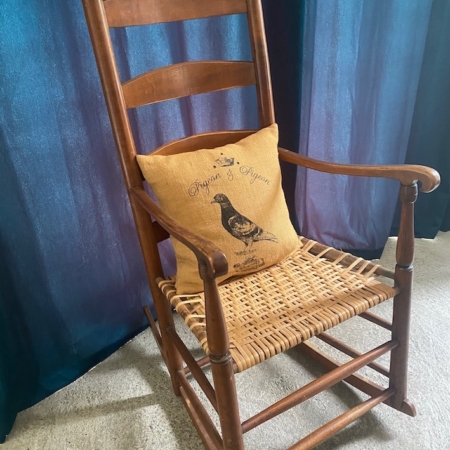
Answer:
82, 1, 440, 448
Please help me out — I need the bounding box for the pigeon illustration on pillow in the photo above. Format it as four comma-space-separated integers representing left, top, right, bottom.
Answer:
212, 193, 278, 254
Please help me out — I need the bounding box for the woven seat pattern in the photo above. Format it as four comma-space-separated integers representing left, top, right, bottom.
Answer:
158, 237, 398, 372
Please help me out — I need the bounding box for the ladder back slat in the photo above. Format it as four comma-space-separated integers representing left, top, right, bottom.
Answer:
122, 61, 256, 108
150, 130, 256, 156
104, 0, 248, 27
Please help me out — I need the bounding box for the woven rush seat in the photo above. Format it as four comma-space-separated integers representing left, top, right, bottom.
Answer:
158, 237, 399, 373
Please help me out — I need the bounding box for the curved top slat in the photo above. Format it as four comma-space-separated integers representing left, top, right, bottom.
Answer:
104, 0, 247, 28
122, 61, 256, 108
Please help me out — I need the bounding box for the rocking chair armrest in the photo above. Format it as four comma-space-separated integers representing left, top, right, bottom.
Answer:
130, 187, 228, 279
278, 148, 440, 193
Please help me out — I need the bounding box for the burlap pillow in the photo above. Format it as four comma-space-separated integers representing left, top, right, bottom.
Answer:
137, 123, 300, 294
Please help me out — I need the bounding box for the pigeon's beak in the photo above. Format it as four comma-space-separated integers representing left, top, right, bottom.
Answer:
211, 198, 217, 204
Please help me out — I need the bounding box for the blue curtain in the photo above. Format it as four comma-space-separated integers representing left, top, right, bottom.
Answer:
0, 0, 256, 442
263, 0, 304, 230
2, 0, 448, 442
296, 0, 442, 258
391, 0, 450, 237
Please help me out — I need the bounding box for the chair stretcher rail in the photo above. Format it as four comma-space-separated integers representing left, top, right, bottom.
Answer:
241, 340, 397, 433
288, 389, 394, 450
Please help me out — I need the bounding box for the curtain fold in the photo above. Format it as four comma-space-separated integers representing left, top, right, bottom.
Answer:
391, 0, 450, 237
0, 2, 150, 441
0, 1, 255, 442
296, 0, 435, 258
262, 0, 304, 230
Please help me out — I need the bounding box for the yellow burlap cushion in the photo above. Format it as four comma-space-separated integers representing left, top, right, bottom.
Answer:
137, 124, 300, 294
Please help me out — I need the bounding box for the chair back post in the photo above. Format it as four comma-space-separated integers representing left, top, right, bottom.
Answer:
82, 0, 139, 187
246, 0, 275, 127
81, 0, 164, 283
82, 0, 184, 393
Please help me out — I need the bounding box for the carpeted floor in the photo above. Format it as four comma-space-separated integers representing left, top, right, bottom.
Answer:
3, 232, 450, 449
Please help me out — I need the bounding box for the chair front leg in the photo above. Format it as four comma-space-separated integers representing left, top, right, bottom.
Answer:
202, 268, 244, 450
389, 183, 418, 414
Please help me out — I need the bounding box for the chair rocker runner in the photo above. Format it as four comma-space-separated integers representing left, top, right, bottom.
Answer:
82, 0, 440, 448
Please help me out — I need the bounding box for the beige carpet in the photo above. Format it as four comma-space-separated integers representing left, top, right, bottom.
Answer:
3, 232, 450, 449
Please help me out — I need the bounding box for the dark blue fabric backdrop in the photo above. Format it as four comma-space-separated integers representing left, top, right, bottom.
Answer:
0, 0, 256, 442
391, 0, 450, 237
296, 0, 436, 258
297, 0, 449, 255
1, 0, 449, 443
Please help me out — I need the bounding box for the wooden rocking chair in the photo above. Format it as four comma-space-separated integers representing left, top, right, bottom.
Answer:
82, 1, 440, 448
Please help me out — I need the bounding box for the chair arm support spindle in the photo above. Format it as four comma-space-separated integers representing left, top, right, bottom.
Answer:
396, 183, 417, 269
202, 276, 231, 358
131, 187, 231, 361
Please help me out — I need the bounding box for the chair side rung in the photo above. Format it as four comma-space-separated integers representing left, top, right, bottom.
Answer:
316, 332, 390, 377
167, 326, 218, 411
144, 305, 166, 361
182, 355, 211, 375
241, 340, 396, 433
178, 374, 223, 450
298, 341, 392, 401
359, 311, 393, 331
287, 389, 394, 450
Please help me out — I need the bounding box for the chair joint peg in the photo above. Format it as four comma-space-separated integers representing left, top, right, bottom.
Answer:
209, 352, 232, 365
